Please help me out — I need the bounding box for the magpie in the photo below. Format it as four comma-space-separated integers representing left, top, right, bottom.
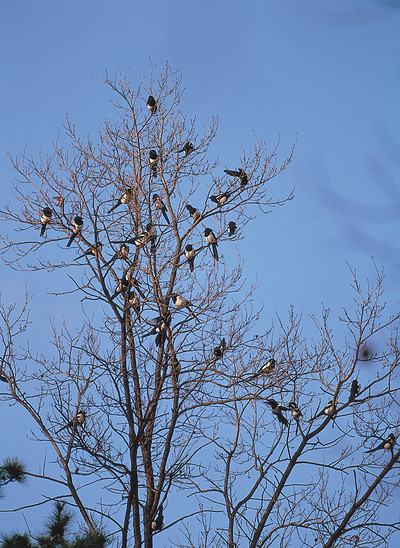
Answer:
214, 338, 226, 360
185, 244, 195, 272
365, 433, 396, 454
178, 142, 194, 156
127, 291, 141, 321
108, 188, 133, 214
227, 221, 237, 236
40, 207, 52, 237
204, 228, 218, 261
224, 168, 248, 187
315, 400, 336, 419
349, 379, 361, 402
265, 399, 288, 427
186, 204, 201, 222
149, 150, 158, 178
104, 244, 129, 267
248, 358, 276, 381
210, 191, 232, 206
171, 293, 199, 322
111, 274, 130, 300
153, 194, 170, 224
146, 222, 157, 253
66, 216, 83, 247
146, 314, 171, 346
147, 95, 157, 114
132, 230, 149, 248
56, 410, 86, 434
288, 401, 302, 420
74, 242, 103, 261
151, 504, 164, 532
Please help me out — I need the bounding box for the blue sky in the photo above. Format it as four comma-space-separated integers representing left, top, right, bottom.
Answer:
1, 0, 400, 540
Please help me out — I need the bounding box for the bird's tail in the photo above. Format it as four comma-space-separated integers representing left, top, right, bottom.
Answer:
66, 233, 76, 247
162, 209, 170, 224
212, 243, 219, 261
40, 225, 46, 237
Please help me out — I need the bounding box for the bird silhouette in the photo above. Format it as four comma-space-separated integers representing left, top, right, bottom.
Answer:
40, 207, 52, 237
66, 216, 83, 247
147, 95, 157, 114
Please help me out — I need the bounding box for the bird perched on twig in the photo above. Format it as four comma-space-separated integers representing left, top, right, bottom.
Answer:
171, 294, 199, 322
185, 244, 195, 272
149, 150, 159, 178
40, 207, 53, 237
288, 401, 302, 420
151, 504, 164, 532
213, 338, 226, 360
265, 399, 289, 427
147, 95, 157, 114
127, 291, 141, 321
153, 194, 170, 224
111, 274, 130, 300
210, 191, 232, 206
227, 221, 237, 236
348, 379, 361, 402
74, 242, 103, 261
145, 314, 171, 346
108, 188, 133, 214
66, 216, 83, 248
315, 400, 336, 419
224, 168, 248, 187
248, 358, 276, 381
104, 244, 129, 267
204, 228, 218, 261
56, 410, 86, 434
146, 222, 157, 253
186, 204, 201, 222
365, 433, 396, 455
178, 142, 194, 156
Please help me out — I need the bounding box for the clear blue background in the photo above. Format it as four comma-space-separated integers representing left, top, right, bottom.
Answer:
1, 0, 399, 541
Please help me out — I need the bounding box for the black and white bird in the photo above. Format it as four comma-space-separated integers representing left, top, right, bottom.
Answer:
147, 95, 157, 114
66, 216, 84, 247
204, 228, 218, 261
213, 338, 226, 360
248, 358, 276, 381
186, 204, 201, 222
56, 410, 86, 434
153, 194, 170, 224
40, 207, 53, 237
108, 188, 133, 214
288, 401, 302, 420
74, 241, 103, 261
316, 400, 336, 419
149, 150, 159, 178
265, 399, 288, 427
146, 222, 157, 253
210, 191, 232, 206
178, 142, 194, 156
224, 168, 248, 188
349, 379, 361, 402
104, 244, 130, 267
185, 244, 195, 272
132, 230, 149, 248
146, 314, 171, 346
111, 275, 130, 300
171, 294, 199, 322
227, 221, 237, 237
127, 291, 141, 321
365, 433, 396, 454
151, 505, 164, 532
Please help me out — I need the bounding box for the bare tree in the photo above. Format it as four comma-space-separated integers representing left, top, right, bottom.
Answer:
0, 65, 398, 548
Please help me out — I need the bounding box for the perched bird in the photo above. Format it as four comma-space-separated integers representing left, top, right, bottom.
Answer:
178, 142, 194, 156
104, 244, 130, 267
316, 400, 336, 419
74, 242, 102, 261
186, 204, 201, 222
349, 379, 361, 402
133, 230, 149, 248
365, 433, 396, 454
153, 194, 170, 224
171, 293, 199, 322
227, 221, 237, 237
40, 207, 53, 237
185, 244, 195, 272
0, 373, 7, 383
146, 314, 171, 346
66, 216, 83, 248
111, 275, 130, 300
265, 399, 288, 427
151, 505, 164, 532
108, 188, 133, 214
147, 95, 157, 114
224, 168, 248, 187
127, 291, 141, 321
213, 338, 226, 360
146, 222, 157, 254
204, 228, 218, 261
56, 410, 86, 434
288, 401, 302, 420
210, 191, 232, 206
248, 358, 276, 381
149, 150, 159, 178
